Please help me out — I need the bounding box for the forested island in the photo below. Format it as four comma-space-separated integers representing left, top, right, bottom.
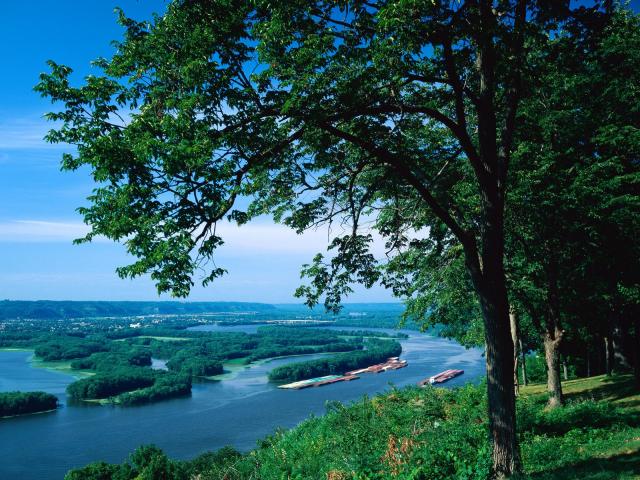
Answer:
0, 391, 58, 418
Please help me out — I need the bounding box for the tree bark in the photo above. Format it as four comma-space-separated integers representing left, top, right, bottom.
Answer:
611, 314, 632, 371
477, 280, 520, 478
464, 217, 520, 477
542, 259, 563, 408
605, 335, 613, 376
543, 330, 563, 408
562, 358, 568, 381
519, 338, 528, 386
509, 306, 520, 395
634, 318, 640, 388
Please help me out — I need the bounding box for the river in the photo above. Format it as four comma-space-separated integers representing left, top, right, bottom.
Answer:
0, 327, 484, 480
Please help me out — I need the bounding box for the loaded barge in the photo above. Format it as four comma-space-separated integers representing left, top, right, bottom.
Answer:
278, 357, 408, 390
278, 374, 359, 390
418, 369, 464, 386
345, 357, 408, 375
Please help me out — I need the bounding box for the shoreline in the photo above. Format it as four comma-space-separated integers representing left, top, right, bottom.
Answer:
0, 407, 58, 420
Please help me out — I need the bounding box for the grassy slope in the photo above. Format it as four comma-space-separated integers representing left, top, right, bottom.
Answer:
237, 375, 640, 479
520, 374, 640, 479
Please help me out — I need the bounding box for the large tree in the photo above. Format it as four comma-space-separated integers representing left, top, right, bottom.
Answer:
37, 1, 615, 476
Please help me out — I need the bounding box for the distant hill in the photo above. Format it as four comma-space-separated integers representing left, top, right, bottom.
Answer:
0, 300, 277, 320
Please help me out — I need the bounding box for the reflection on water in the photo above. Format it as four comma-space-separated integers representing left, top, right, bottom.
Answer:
0, 328, 484, 480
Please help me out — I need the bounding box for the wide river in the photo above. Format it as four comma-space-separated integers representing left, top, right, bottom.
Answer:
0, 326, 484, 480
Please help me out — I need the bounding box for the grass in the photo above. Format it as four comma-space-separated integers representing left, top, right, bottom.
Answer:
520, 374, 640, 480
30, 358, 94, 378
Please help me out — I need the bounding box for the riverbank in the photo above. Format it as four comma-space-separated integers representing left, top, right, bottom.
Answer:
0, 407, 57, 419
65, 374, 640, 479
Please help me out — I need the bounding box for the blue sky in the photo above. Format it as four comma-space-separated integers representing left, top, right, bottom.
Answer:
1, 2, 637, 303
0, 1, 394, 302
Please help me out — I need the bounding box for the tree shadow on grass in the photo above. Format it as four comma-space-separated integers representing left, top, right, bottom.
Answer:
564, 375, 637, 405
527, 449, 640, 480
518, 393, 640, 438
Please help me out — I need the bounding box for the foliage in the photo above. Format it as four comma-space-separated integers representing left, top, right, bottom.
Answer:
166, 354, 223, 376
70, 351, 152, 371
0, 391, 58, 417
116, 374, 192, 405
35, 336, 109, 361
66, 368, 156, 401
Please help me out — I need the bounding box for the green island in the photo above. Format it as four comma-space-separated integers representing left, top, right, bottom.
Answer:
0, 391, 58, 418
64, 374, 640, 480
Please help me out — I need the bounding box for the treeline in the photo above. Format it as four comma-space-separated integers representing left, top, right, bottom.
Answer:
0, 391, 58, 417
0, 300, 277, 320
268, 339, 402, 382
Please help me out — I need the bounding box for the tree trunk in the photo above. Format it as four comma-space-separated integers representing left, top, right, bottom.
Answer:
509, 306, 520, 395
605, 336, 613, 376
586, 347, 591, 378
543, 260, 563, 408
465, 233, 520, 477
612, 314, 631, 371
543, 331, 563, 408
519, 338, 527, 386
478, 285, 520, 478
562, 359, 568, 381
634, 318, 640, 388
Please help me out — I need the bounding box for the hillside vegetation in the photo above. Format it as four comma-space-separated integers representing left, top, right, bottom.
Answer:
65, 375, 640, 479
0, 300, 277, 320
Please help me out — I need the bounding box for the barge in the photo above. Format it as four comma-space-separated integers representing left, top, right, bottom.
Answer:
278, 374, 360, 390
418, 369, 464, 386
346, 357, 408, 376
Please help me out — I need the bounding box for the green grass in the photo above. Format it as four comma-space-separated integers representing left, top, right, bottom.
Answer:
520, 374, 640, 480
30, 358, 94, 378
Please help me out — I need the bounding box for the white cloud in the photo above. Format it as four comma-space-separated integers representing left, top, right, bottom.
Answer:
215, 222, 334, 254
0, 118, 65, 150
0, 219, 390, 257
0, 220, 90, 242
